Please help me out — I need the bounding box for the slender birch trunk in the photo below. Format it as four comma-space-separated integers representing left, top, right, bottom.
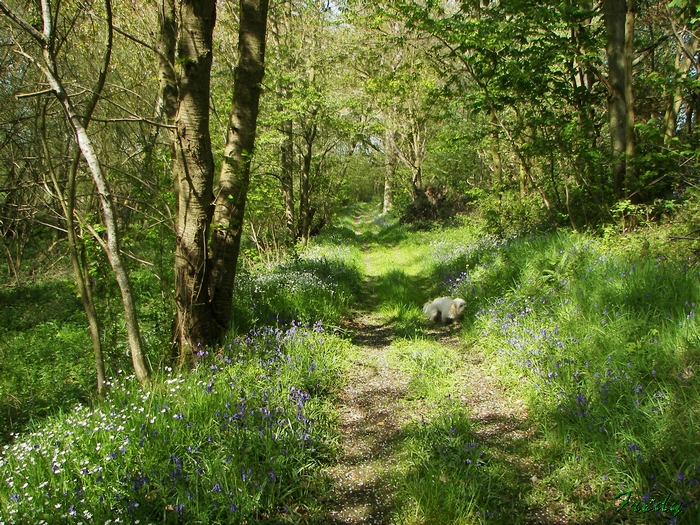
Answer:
0, 0, 151, 385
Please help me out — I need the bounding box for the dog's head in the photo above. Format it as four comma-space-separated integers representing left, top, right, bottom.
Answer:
450, 298, 467, 319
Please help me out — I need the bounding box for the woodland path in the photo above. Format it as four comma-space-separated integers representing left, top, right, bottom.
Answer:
320, 212, 546, 524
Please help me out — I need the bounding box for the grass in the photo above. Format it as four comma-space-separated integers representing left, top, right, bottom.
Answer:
0, 324, 351, 524
0, 232, 362, 524
0, 281, 96, 439
2, 201, 700, 524
419, 228, 700, 524
231, 241, 363, 332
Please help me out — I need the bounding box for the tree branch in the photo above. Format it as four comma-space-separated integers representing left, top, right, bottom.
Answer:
0, 0, 47, 45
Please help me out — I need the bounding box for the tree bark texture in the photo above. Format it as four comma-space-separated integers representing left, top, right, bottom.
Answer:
157, 0, 179, 125
208, 0, 269, 343
624, 0, 636, 198
172, 0, 217, 351
603, 0, 628, 199
170, 0, 269, 356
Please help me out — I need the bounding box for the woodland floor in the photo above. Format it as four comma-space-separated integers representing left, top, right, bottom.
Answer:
318, 215, 563, 524
320, 301, 550, 524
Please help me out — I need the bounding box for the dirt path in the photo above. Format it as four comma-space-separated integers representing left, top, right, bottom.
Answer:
326, 314, 532, 524
319, 208, 539, 523
322, 302, 533, 524
322, 312, 411, 523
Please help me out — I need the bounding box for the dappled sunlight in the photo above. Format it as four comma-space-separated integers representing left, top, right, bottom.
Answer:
3, 201, 700, 524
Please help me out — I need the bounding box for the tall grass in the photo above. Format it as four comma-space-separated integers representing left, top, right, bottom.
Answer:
0, 230, 362, 524
5, 203, 700, 524
231, 242, 363, 332
426, 228, 700, 523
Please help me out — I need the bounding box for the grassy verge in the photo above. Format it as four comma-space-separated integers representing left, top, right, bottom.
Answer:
4, 202, 700, 524
0, 231, 363, 524
342, 209, 700, 523
231, 242, 363, 332
420, 227, 700, 523
0, 324, 351, 524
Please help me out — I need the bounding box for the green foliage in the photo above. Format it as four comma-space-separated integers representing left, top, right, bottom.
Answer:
232, 242, 363, 332
424, 225, 700, 522
0, 282, 96, 439
398, 405, 500, 524
481, 191, 552, 237
0, 324, 350, 524
389, 339, 459, 400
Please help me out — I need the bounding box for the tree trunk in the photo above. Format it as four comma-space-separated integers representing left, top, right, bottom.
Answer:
490, 112, 503, 196
410, 124, 424, 198
0, 0, 152, 384
603, 0, 628, 199
157, 0, 178, 125
383, 127, 396, 214
623, 0, 636, 199
208, 0, 269, 340
171, 0, 218, 352
298, 122, 316, 246
663, 34, 698, 142
280, 117, 295, 241
42, 119, 107, 397
170, 0, 269, 357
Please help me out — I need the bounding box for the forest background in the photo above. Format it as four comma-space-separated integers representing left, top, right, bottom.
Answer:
0, 0, 699, 522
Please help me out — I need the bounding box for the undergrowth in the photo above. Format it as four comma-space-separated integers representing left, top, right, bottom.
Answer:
3, 201, 700, 524
420, 226, 700, 523
0, 324, 350, 524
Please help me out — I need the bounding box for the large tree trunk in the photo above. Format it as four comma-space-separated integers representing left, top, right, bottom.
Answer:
172, 0, 217, 352
603, 0, 628, 199
170, 0, 269, 358
208, 0, 270, 340
623, 0, 636, 199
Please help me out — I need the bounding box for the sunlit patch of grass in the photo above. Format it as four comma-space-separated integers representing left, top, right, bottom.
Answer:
394, 402, 505, 525
0, 323, 351, 524
435, 227, 700, 522
388, 339, 460, 401
379, 303, 426, 339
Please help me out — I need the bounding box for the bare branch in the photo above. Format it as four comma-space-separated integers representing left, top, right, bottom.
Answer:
15, 88, 54, 99
40, 0, 53, 45
76, 115, 176, 128
112, 22, 174, 69
0, 0, 47, 44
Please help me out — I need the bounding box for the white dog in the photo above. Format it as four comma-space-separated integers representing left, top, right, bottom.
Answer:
423, 297, 467, 324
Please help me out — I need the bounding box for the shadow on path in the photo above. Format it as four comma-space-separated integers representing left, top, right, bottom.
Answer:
322, 314, 411, 524
318, 205, 572, 524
